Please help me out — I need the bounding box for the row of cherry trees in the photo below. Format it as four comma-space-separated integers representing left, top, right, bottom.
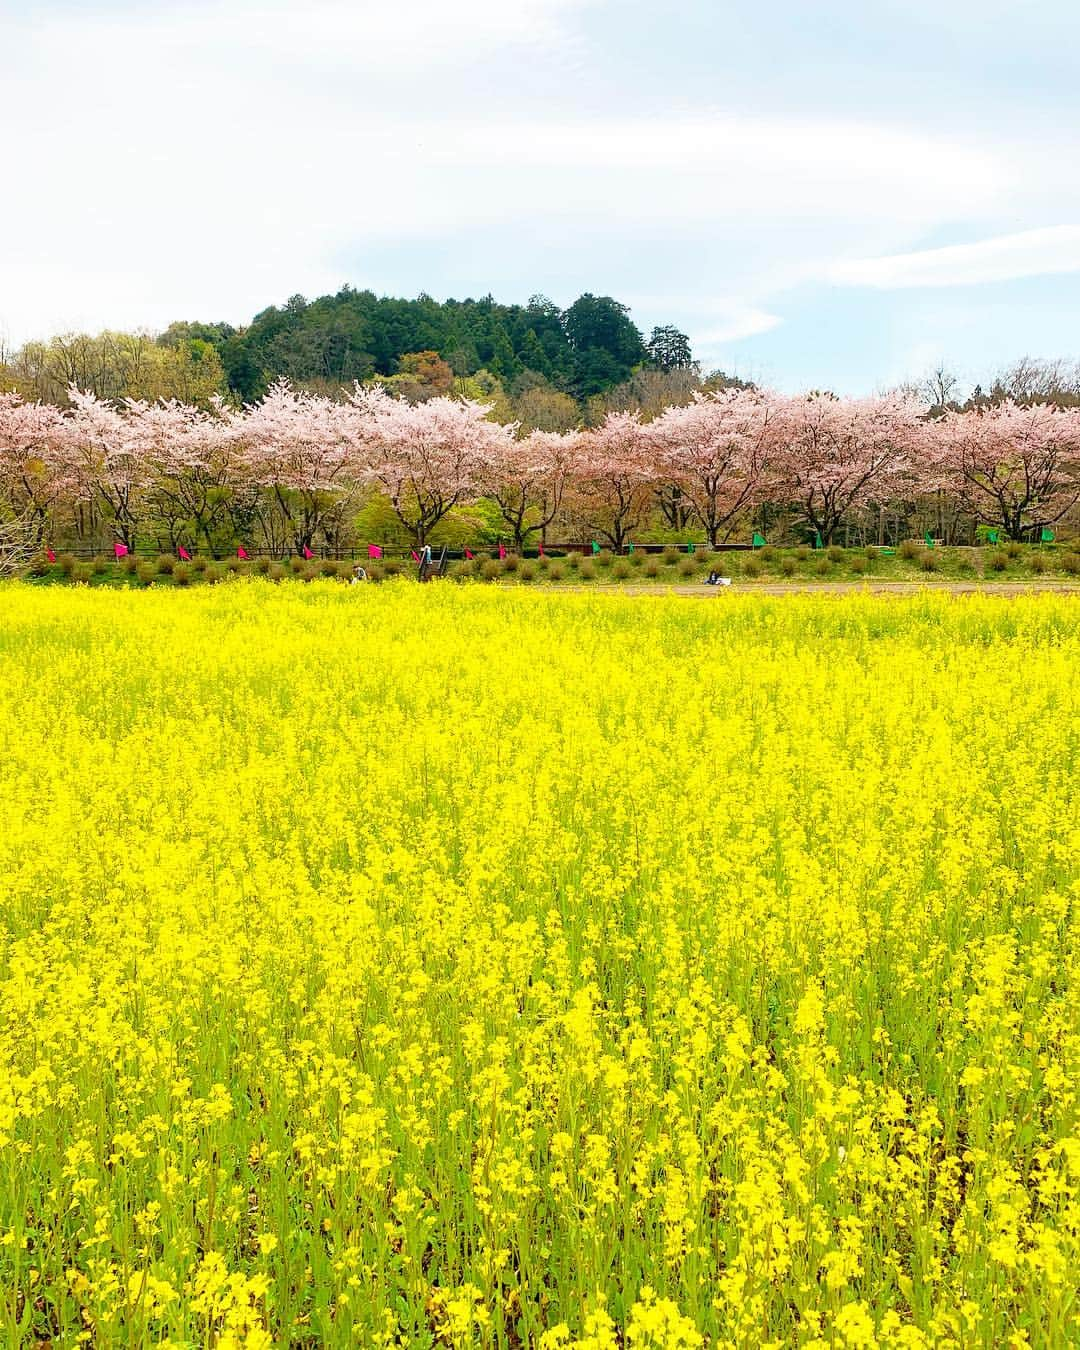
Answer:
2, 381, 1079, 553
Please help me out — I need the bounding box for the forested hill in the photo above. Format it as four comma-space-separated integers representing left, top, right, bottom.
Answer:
158, 288, 695, 403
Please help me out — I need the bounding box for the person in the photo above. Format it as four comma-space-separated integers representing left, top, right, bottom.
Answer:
350, 564, 367, 585
705, 571, 732, 587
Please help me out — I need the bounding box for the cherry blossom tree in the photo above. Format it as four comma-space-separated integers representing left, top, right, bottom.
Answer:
484, 429, 581, 550
66, 387, 151, 549
0, 392, 75, 543
769, 392, 925, 544
124, 397, 236, 551
350, 386, 515, 546
932, 400, 1080, 540
235, 381, 363, 555
574, 412, 660, 550
649, 389, 773, 546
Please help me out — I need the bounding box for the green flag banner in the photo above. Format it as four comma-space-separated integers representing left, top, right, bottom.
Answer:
627, 541, 635, 554
924, 532, 934, 548
813, 530, 823, 550
1041, 527, 1055, 543
986, 529, 999, 545
686, 542, 695, 554
591, 541, 600, 555
752, 532, 766, 548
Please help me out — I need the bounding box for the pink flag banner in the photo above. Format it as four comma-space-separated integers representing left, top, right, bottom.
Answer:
465, 549, 474, 559
113, 542, 129, 559
538, 542, 545, 557
368, 545, 382, 559
178, 545, 192, 561
411, 550, 420, 562
498, 545, 507, 559
46, 547, 56, 563
302, 546, 314, 560
237, 546, 249, 560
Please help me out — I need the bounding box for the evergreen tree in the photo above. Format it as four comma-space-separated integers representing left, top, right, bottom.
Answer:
646, 325, 694, 372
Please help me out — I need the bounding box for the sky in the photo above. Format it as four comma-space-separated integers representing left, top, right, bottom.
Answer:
2, 0, 1078, 393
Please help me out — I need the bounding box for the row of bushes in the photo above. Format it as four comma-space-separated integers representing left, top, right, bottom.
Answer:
34, 553, 377, 586
27, 543, 1080, 587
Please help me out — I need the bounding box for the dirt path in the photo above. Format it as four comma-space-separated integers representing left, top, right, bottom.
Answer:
545, 581, 1080, 597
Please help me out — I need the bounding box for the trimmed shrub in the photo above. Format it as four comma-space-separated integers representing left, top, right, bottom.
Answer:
643, 559, 660, 578
71, 562, 93, 584
662, 547, 681, 565
518, 562, 537, 582
1061, 552, 1080, 574
629, 551, 644, 568
796, 546, 810, 562
502, 553, 520, 572
780, 557, 798, 576
814, 559, 831, 577
566, 552, 581, 571
91, 556, 109, 575
268, 562, 287, 581
1029, 552, 1050, 574
203, 564, 223, 584
899, 538, 921, 560
383, 559, 403, 576
289, 556, 305, 574
742, 557, 763, 578
137, 561, 156, 585
1005, 540, 1023, 559
579, 561, 596, 580
759, 545, 778, 564
480, 560, 502, 581
57, 553, 77, 576
254, 556, 272, 574
613, 559, 632, 579
827, 545, 845, 563
849, 556, 868, 575
596, 550, 614, 568
121, 555, 138, 575
548, 562, 565, 581
173, 563, 192, 586
987, 552, 1009, 572
919, 551, 938, 572
192, 556, 209, 574
677, 557, 697, 578
320, 559, 341, 577
156, 554, 175, 575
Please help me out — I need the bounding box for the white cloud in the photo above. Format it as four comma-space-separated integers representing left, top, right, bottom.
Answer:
691, 306, 784, 348
24, 0, 592, 74
428, 118, 1006, 226
827, 225, 1080, 288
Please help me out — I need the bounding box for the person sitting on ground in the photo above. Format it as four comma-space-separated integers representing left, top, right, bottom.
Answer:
350, 564, 367, 585
705, 571, 732, 587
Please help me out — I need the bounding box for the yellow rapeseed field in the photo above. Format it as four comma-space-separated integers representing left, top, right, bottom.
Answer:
0, 582, 1078, 1348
